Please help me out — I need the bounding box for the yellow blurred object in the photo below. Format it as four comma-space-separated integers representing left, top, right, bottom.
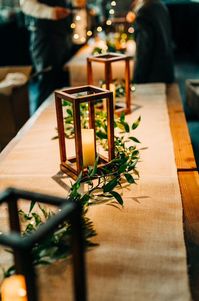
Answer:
73, 0, 86, 7
126, 11, 136, 23
1, 275, 27, 301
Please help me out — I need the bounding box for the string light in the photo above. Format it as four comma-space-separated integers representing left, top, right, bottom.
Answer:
70, 23, 76, 29
128, 27, 134, 34
73, 33, 79, 40
109, 9, 115, 15
75, 15, 81, 21
97, 26, 102, 32
87, 30, 93, 36
106, 20, 112, 26
111, 1, 116, 6
80, 37, 86, 43
72, 9, 87, 45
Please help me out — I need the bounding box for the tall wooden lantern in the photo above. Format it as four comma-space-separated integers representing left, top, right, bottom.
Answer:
87, 53, 131, 115
55, 85, 115, 180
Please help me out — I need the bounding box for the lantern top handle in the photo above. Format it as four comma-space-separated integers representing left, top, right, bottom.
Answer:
55, 85, 113, 102
87, 52, 131, 63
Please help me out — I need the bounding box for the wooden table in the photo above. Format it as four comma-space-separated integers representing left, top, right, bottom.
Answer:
166, 84, 199, 301
0, 83, 197, 301
64, 40, 199, 252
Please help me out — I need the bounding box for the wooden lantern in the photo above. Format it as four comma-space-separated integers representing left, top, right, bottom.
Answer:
87, 52, 131, 115
0, 188, 86, 301
55, 85, 115, 180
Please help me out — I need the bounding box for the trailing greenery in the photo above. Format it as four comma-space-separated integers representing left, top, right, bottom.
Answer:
53, 102, 141, 207
2, 204, 97, 278
98, 79, 126, 99
66, 112, 141, 207
1, 104, 141, 279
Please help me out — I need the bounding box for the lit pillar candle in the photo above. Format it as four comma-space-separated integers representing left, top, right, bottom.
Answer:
102, 83, 116, 109
81, 129, 95, 167
1, 275, 27, 301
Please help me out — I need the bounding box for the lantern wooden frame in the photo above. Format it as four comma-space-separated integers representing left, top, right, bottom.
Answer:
55, 85, 115, 180
87, 52, 131, 115
0, 187, 87, 301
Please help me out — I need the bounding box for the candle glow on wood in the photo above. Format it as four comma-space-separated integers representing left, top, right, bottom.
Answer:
102, 83, 116, 104
1, 275, 27, 301
81, 129, 95, 167
102, 83, 116, 110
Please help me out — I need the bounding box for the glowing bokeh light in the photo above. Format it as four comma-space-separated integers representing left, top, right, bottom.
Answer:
106, 20, 112, 26
97, 26, 102, 32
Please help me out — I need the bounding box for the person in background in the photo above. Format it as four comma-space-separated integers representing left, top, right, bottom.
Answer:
20, 0, 72, 110
126, 0, 175, 84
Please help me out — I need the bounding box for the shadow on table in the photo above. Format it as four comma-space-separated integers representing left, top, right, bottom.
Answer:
132, 103, 142, 113
52, 171, 71, 193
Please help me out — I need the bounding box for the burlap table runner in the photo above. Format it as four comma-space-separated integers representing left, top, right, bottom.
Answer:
0, 84, 191, 300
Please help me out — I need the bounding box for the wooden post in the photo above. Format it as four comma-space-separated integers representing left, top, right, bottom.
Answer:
107, 93, 115, 160
55, 95, 67, 163
73, 101, 83, 172
105, 62, 112, 90
125, 58, 131, 114
87, 59, 93, 85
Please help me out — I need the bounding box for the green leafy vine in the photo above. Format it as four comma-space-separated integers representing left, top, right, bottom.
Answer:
1, 104, 141, 279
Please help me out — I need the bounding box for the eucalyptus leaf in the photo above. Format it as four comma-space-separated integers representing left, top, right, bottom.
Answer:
29, 200, 36, 214
62, 100, 70, 107
127, 161, 138, 171
96, 131, 107, 139
109, 158, 123, 164
51, 135, 59, 140
109, 191, 123, 206
76, 171, 83, 185
132, 116, 141, 130
120, 112, 125, 123
64, 116, 73, 123
32, 212, 42, 226
129, 137, 141, 143
118, 163, 128, 173
116, 122, 126, 131
35, 260, 53, 265
66, 109, 73, 116
122, 121, 130, 132
132, 150, 139, 156
103, 178, 118, 193
81, 194, 90, 205
124, 173, 135, 184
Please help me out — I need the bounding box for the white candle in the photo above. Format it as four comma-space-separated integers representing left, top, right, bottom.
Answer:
81, 129, 95, 167
1, 275, 27, 301
102, 83, 116, 109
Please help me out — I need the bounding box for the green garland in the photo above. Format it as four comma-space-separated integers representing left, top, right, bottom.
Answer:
1, 104, 141, 279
